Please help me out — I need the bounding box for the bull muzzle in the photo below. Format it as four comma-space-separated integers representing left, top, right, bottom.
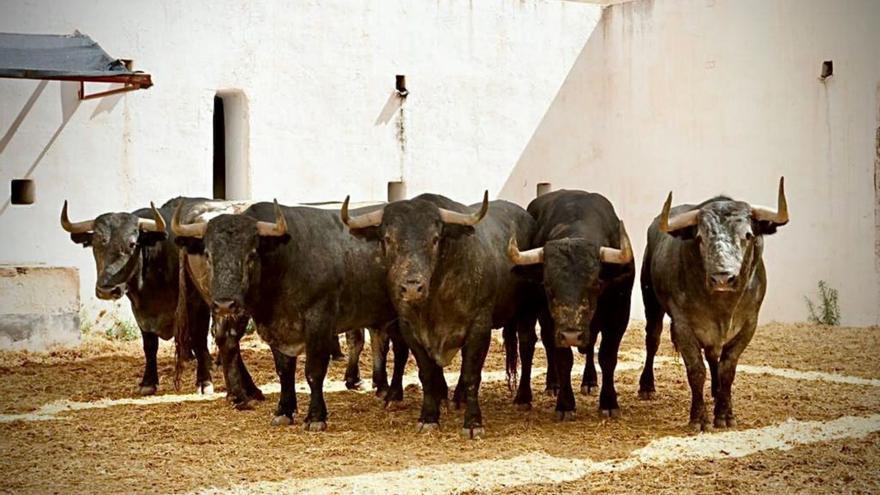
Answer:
397, 278, 428, 304
556, 329, 586, 348
212, 298, 245, 317
96, 284, 125, 300
708, 271, 738, 292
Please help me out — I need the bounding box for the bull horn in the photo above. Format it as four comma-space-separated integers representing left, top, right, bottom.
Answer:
752, 176, 789, 225
438, 190, 489, 226
340, 196, 385, 229
171, 202, 207, 239
60, 200, 95, 233
256, 199, 288, 237
658, 192, 700, 233
599, 221, 634, 265
507, 236, 544, 266
138, 202, 167, 233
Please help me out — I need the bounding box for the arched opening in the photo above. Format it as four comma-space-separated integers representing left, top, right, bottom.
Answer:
212, 90, 250, 200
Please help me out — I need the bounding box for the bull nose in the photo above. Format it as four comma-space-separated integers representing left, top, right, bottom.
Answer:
709, 271, 737, 290
213, 299, 241, 316
398, 279, 426, 302
96, 285, 124, 300
557, 330, 584, 348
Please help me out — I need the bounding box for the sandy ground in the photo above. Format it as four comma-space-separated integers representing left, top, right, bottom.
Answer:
0, 321, 878, 494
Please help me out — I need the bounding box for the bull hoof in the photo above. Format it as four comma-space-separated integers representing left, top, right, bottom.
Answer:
688, 420, 713, 433
416, 422, 440, 433
638, 390, 656, 400
345, 380, 364, 391
248, 389, 266, 402
138, 385, 157, 396
514, 402, 532, 411
555, 410, 576, 422
304, 421, 328, 432
461, 426, 485, 439
384, 399, 406, 411
714, 416, 737, 429
600, 408, 621, 419
581, 385, 598, 396
375, 386, 389, 399
233, 400, 254, 411
271, 414, 294, 426
197, 381, 214, 395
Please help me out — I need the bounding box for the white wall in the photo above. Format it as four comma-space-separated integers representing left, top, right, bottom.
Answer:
502, 0, 880, 325
0, 1, 602, 321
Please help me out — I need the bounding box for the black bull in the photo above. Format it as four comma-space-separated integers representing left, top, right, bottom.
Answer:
342, 193, 536, 439
507, 190, 635, 420
638, 178, 789, 431
61, 197, 215, 395
173, 200, 407, 429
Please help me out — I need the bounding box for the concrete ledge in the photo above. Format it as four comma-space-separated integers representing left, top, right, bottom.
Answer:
0, 265, 80, 350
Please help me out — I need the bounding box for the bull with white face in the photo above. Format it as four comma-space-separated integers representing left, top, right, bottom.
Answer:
60, 198, 215, 396
638, 178, 789, 431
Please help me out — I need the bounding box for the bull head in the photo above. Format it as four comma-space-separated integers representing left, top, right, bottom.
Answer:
658, 176, 789, 292
342, 192, 489, 306
173, 200, 287, 317
507, 221, 633, 347
61, 200, 166, 299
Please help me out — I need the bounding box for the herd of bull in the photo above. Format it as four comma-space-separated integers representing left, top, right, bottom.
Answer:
60, 178, 788, 437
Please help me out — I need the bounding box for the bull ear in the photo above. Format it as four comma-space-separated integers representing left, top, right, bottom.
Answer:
138, 230, 168, 246
70, 232, 94, 247
258, 233, 290, 253
666, 225, 698, 240
511, 264, 543, 284
346, 225, 381, 242
175, 236, 204, 254
754, 219, 780, 237
442, 224, 476, 240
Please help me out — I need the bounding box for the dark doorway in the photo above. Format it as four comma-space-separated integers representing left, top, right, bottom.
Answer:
213, 95, 226, 200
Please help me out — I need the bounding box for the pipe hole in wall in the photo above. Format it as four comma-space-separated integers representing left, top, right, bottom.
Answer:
11, 179, 35, 205
821, 60, 833, 80
537, 182, 552, 197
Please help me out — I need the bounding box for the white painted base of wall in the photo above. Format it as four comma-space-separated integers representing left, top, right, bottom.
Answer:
0, 265, 80, 350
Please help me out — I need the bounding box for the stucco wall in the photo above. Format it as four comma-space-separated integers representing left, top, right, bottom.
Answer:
0, 0, 602, 322
502, 0, 880, 325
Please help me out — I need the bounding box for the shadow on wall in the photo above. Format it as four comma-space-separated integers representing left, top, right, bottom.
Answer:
0, 81, 81, 216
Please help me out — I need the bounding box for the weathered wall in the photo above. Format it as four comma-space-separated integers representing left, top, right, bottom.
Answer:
502, 0, 880, 325
0, 0, 602, 326
0, 266, 80, 349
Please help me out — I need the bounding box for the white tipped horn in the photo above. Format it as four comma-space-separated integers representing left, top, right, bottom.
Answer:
438, 190, 489, 226
752, 176, 789, 225
599, 221, 634, 265
340, 195, 385, 229
658, 192, 700, 233
171, 202, 207, 239
60, 200, 95, 234
256, 199, 288, 237
507, 235, 544, 266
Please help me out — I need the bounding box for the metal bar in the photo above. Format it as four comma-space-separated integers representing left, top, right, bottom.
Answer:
78, 82, 143, 101
0, 72, 152, 87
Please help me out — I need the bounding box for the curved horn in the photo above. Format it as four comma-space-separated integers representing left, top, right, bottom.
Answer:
138, 202, 167, 233
438, 190, 489, 226
507, 236, 544, 266
171, 202, 207, 239
599, 221, 634, 265
658, 192, 700, 233
256, 199, 288, 237
60, 200, 95, 234
340, 196, 385, 229
752, 176, 789, 225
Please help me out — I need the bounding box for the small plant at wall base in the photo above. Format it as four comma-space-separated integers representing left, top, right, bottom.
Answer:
805, 280, 841, 326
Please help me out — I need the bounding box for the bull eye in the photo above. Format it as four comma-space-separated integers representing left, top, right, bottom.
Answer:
431, 235, 440, 246
129, 240, 137, 249
745, 231, 754, 241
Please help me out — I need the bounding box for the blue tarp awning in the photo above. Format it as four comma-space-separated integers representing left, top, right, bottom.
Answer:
0, 31, 152, 88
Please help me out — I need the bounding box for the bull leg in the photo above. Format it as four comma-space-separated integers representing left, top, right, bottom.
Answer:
638, 286, 665, 400
460, 329, 491, 439
344, 329, 365, 390
385, 326, 409, 406
513, 312, 538, 410
673, 324, 710, 432
192, 303, 214, 395
580, 329, 599, 396
597, 327, 624, 417
539, 310, 558, 396
553, 346, 576, 421
270, 348, 298, 426
303, 340, 332, 432
330, 334, 345, 362
452, 369, 466, 410
706, 349, 720, 400
410, 343, 443, 431
714, 321, 756, 429
214, 319, 252, 410
369, 328, 391, 397
237, 351, 264, 401
138, 331, 159, 396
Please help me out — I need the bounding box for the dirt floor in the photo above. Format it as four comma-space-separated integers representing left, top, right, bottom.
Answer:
0, 322, 878, 494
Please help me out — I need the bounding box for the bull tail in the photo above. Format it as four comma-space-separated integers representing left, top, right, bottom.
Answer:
502, 325, 518, 393
173, 246, 194, 390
